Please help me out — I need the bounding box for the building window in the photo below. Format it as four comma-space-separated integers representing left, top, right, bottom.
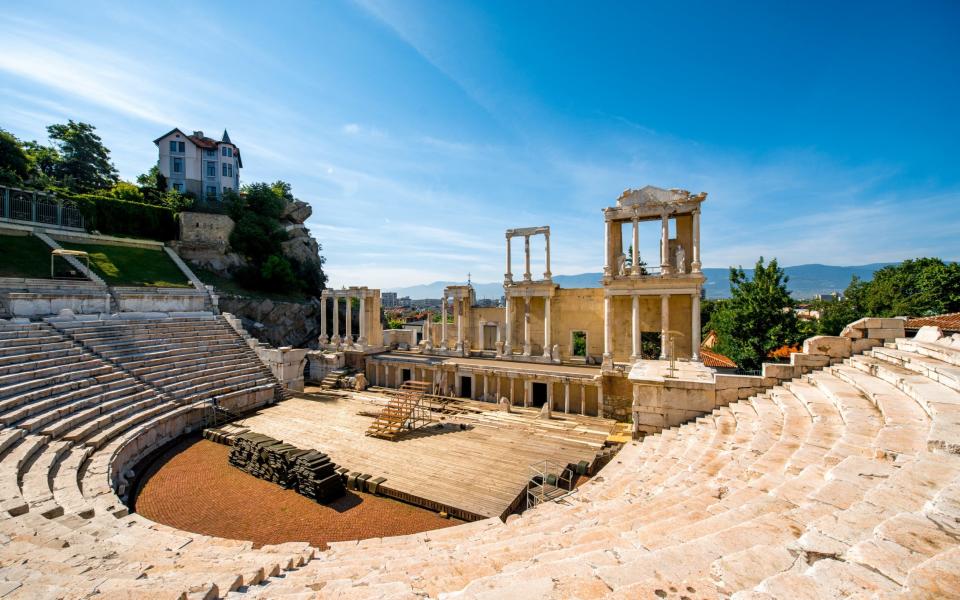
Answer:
206, 161, 216, 177
170, 141, 185, 153
179, 141, 185, 152
206, 185, 217, 199
172, 157, 183, 173
169, 141, 177, 152
205, 149, 215, 157
172, 183, 184, 192
222, 163, 233, 177
221, 146, 233, 157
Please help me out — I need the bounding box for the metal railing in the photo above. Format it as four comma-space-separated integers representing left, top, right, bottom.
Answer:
0, 185, 84, 230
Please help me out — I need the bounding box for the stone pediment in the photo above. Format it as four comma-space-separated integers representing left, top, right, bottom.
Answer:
616, 185, 706, 209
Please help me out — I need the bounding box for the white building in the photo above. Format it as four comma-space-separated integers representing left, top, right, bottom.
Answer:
153, 128, 242, 201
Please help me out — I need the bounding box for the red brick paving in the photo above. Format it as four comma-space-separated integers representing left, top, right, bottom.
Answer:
133, 437, 460, 549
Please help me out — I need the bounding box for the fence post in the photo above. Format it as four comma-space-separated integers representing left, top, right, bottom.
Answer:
31, 191, 37, 223
56, 199, 62, 227
1, 187, 7, 219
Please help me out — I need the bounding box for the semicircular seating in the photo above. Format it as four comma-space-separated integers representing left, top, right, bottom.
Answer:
1, 317, 959, 599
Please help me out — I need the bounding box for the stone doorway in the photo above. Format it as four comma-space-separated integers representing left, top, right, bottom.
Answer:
532, 382, 548, 407
401, 368, 412, 383
459, 375, 472, 399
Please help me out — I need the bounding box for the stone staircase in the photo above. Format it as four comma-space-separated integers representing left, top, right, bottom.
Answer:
0, 323, 958, 598
365, 380, 432, 440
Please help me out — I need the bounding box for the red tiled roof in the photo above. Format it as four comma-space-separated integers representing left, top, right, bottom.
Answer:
188, 135, 218, 149
700, 348, 737, 369
906, 312, 960, 333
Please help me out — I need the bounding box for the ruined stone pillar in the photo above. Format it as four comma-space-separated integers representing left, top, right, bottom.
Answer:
456, 298, 464, 353
660, 294, 669, 359
505, 234, 513, 283
631, 217, 640, 276
496, 375, 501, 401
597, 384, 604, 418
331, 295, 341, 345
523, 235, 532, 281
544, 232, 551, 280
524, 379, 531, 407
441, 295, 448, 349
478, 318, 485, 351
547, 381, 554, 411
483, 373, 489, 401
603, 295, 612, 363
564, 381, 570, 413
631, 294, 640, 360
542, 297, 552, 358
691, 209, 701, 273
503, 296, 512, 356
660, 212, 671, 275
319, 294, 328, 344
581, 384, 586, 415
692, 291, 701, 361
345, 293, 353, 346
523, 296, 532, 356
603, 216, 612, 277
358, 294, 367, 346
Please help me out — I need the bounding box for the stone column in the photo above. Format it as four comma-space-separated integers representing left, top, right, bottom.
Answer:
331, 295, 340, 344
503, 296, 512, 355
603, 294, 613, 363
523, 235, 532, 281
580, 385, 586, 415
483, 373, 489, 401
631, 294, 640, 360
496, 375, 501, 401
456, 297, 464, 353
345, 293, 353, 346
631, 217, 640, 276
661, 212, 671, 274
660, 294, 669, 359
547, 382, 554, 411
523, 296, 532, 356
597, 384, 604, 418
524, 379, 531, 407
544, 232, 552, 280
478, 318, 485, 351
319, 294, 328, 344
564, 381, 570, 413
691, 209, 701, 273
441, 295, 448, 349
505, 234, 513, 282
692, 291, 701, 361
542, 297, 552, 358
358, 294, 367, 346
603, 216, 612, 277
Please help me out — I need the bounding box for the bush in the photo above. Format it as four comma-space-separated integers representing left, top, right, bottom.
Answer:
64, 191, 178, 241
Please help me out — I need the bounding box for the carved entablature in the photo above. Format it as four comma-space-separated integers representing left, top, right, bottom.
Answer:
505, 226, 550, 238
605, 185, 707, 222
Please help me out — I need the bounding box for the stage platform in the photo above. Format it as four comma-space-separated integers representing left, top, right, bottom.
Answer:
236, 392, 617, 520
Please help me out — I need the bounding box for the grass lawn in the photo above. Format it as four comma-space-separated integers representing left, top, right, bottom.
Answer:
193, 267, 309, 302
59, 241, 191, 288
0, 234, 58, 279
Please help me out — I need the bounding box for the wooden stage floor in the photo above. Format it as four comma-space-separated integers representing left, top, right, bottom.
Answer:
236, 392, 616, 520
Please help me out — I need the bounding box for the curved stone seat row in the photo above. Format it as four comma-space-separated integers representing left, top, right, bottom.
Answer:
1, 320, 959, 598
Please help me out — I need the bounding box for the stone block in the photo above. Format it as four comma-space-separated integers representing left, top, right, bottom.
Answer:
802, 335, 852, 358
852, 338, 882, 353
762, 363, 797, 380
716, 387, 739, 405
915, 325, 944, 343
867, 327, 904, 341
791, 353, 831, 367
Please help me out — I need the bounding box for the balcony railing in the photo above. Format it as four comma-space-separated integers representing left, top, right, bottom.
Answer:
0, 185, 84, 230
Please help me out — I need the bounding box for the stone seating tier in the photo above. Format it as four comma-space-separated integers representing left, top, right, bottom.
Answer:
0, 320, 959, 598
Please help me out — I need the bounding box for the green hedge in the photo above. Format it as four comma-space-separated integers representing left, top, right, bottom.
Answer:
65, 193, 178, 241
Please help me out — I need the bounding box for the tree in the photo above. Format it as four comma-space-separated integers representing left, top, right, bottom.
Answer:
847, 258, 960, 317
108, 181, 144, 203
706, 257, 799, 370
21, 140, 62, 188
46, 121, 117, 192
0, 129, 30, 186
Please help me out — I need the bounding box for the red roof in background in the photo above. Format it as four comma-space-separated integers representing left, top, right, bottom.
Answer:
906, 312, 960, 333
700, 348, 737, 369
188, 135, 218, 149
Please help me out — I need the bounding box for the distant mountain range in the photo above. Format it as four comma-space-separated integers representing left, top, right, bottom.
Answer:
386, 263, 897, 300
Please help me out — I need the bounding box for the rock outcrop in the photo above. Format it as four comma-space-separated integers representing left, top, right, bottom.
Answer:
219, 296, 322, 349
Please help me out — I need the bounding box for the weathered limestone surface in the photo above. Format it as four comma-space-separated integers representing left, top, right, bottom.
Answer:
0, 319, 958, 598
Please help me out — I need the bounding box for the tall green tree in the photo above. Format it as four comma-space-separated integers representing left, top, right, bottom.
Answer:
0, 129, 30, 186
846, 258, 960, 317
706, 257, 799, 370
21, 140, 62, 188
46, 120, 117, 192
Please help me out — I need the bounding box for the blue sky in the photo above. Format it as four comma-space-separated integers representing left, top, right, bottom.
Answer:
2, 1, 958, 289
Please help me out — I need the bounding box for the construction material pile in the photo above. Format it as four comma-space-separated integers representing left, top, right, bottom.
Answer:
229, 432, 345, 503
